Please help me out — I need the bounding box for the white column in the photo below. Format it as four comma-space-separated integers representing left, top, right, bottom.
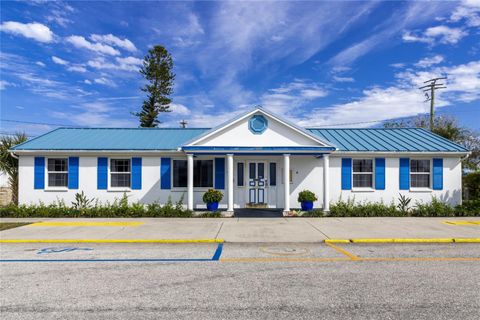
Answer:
323, 154, 330, 212
283, 154, 290, 213
227, 154, 234, 212
187, 153, 194, 211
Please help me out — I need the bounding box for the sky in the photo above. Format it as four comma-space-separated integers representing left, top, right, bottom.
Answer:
1, 0, 479, 137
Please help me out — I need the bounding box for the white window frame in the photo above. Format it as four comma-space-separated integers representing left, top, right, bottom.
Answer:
108, 157, 132, 191
410, 158, 432, 191
45, 157, 69, 191
171, 157, 215, 192
352, 158, 375, 191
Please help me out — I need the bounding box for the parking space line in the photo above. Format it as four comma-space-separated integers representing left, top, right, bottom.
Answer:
220, 257, 349, 262
442, 221, 480, 226
0, 239, 224, 243
27, 222, 144, 227
211, 243, 223, 261
325, 243, 359, 260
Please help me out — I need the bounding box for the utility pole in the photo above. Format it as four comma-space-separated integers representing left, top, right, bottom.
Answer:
419, 77, 447, 131
180, 120, 188, 128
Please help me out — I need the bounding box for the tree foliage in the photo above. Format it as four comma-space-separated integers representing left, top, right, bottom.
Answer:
0, 133, 28, 204
384, 115, 479, 170
134, 45, 175, 127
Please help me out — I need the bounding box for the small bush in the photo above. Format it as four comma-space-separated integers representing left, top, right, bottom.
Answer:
297, 190, 318, 202
301, 209, 324, 217
411, 198, 455, 217
454, 199, 480, 216
202, 189, 223, 204
196, 211, 222, 218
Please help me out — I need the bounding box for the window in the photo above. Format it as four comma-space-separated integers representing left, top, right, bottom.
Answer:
237, 162, 244, 186
269, 163, 276, 186
353, 159, 373, 188
410, 159, 430, 188
110, 159, 131, 188
47, 158, 68, 187
173, 159, 213, 188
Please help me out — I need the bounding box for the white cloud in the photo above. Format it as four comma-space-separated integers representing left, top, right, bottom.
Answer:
390, 63, 406, 68
51, 56, 86, 72
333, 76, 355, 83
0, 21, 54, 43
83, 79, 92, 85
87, 56, 142, 72
414, 55, 445, 68
94, 77, 116, 87
35, 61, 46, 67
90, 34, 137, 52
261, 80, 328, 114
52, 56, 68, 65
403, 26, 468, 45
300, 60, 480, 127
52, 102, 134, 127
66, 35, 120, 56
169, 103, 191, 116
450, 0, 480, 27
67, 65, 87, 73
0, 80, 12, 90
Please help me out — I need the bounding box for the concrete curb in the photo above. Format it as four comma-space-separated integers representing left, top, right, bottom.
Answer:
325, 238, 480, 244
0, 239, 224, 243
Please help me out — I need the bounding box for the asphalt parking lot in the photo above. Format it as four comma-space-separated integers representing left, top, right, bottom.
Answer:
1, 242, 479, 319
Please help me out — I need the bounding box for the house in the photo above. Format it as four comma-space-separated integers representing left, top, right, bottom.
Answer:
11, 107, 469, 214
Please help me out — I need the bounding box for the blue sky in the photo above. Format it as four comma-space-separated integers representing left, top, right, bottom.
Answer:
1, 0, 479, 137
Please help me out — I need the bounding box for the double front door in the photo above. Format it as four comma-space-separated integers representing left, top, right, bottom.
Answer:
248, 162, 267, 204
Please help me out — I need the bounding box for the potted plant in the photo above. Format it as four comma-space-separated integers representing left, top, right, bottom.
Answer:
298, 190, 318, 211
202, 189, 223, 211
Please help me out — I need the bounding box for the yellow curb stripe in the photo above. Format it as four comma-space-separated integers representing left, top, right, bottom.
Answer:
0, 239, 224, 244
352, 238, 455, 243
325, 242, 359, 260
454, 238, 480, 243
27, 222, 144, 227
325, 239, 350, 244
442, 221, 480, 226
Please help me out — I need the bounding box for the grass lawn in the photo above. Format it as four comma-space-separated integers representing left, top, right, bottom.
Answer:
0, 222, 31, 231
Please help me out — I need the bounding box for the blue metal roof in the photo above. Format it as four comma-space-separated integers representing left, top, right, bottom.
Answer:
306, 128, 468, 152
12, 128, 210, 150
12, 127, 468, 153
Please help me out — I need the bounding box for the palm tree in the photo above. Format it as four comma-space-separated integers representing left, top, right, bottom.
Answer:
0, 133, 28, 204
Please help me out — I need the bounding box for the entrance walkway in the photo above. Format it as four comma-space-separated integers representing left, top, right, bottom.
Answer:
234, 209, 283, 218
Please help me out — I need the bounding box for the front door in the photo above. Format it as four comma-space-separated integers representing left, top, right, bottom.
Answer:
248, 162, 267, 205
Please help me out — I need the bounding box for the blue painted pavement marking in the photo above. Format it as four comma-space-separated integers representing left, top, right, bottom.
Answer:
37, 247, 94, 254
0, 243, 225, 263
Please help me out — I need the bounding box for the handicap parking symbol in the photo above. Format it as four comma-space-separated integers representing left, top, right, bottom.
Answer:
37, 247, 94, 254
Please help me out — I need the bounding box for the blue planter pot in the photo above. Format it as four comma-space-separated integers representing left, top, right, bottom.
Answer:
301, 201, 314, 211
206, 202, 219, 211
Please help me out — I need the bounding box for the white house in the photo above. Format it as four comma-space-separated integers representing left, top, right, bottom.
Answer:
11, 107, 469, 214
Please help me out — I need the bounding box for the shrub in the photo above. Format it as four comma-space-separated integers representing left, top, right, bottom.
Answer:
411, 198, 456, 217
329, 198, 402, 217
301, 209, 324, 217
297, 190, 318, 202
463, 171, 480, 200
397, 194, 412, 215
202, 189, 223, 204
455, 199, 480, 216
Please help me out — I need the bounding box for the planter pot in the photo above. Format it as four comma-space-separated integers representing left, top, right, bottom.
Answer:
206, 202, 219, 211
301, 201, 314, 211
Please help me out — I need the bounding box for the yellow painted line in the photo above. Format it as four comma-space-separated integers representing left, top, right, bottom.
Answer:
221, 257, 349, 262
325, 239, 350, 244
325, 242, 359, 260
220, 257, 480, 263
454, 238, 480, 243
443, 221, 480, 226
27, 222, 144, 227
0, 239, 224, 243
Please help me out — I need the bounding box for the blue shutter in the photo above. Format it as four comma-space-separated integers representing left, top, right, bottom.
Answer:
341, 158, 352, 190
34, 157, 45, 189
160, 158, 171, 189
97, 157, 108, 190
131, 157, 142, 190
375, 158, 385, 190
432, 158, 443, 190
215, 158, 225, 190
399, 158, 410, 190
68, 157, 79, 189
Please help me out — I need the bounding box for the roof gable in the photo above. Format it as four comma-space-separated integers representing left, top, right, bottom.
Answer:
184, 107, 334, 148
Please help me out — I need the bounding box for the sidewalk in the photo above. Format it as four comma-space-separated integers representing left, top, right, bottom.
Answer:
1, 217, 479, 243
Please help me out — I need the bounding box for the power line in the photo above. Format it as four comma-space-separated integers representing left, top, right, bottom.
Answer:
419, 77, 447, 131
0, 119, 78, 127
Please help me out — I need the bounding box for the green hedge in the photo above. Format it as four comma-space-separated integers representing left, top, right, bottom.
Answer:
327, 198, 479, 217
